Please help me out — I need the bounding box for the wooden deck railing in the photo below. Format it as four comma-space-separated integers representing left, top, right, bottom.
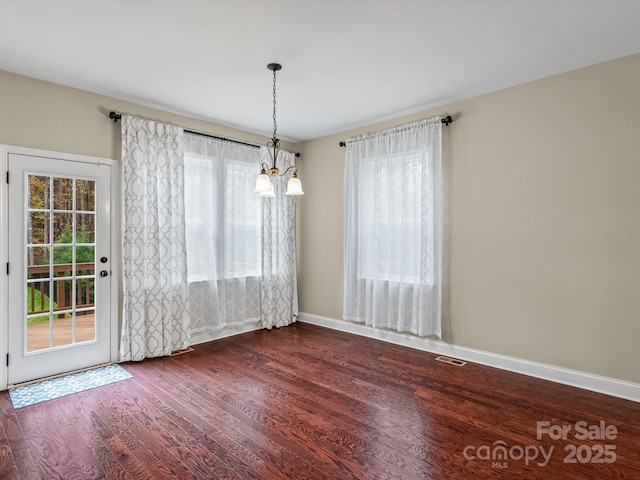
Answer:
27, 262, 95, 317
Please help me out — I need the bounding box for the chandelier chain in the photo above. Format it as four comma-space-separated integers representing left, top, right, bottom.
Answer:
272, 68, 278, 141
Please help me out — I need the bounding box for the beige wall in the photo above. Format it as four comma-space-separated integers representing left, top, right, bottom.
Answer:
297, 53, 640, 384
0, 70, 297, 159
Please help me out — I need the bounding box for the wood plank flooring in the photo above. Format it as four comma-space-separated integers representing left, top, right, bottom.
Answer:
1, 322, 639, 479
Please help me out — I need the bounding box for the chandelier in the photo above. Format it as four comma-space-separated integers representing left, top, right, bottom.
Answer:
254, 63, 304, 197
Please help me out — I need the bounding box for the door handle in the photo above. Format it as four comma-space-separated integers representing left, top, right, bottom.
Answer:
100, 270, 109, 278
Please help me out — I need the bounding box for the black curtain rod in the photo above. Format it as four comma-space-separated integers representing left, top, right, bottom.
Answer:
338, 115, 453, 147
109, 111, 300, 157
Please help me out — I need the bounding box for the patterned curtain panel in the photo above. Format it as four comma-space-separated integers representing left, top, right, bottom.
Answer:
120, 115, 191, 361
183, 133, 262, 339
343, 117, 443, 337
260, 147, 299, 329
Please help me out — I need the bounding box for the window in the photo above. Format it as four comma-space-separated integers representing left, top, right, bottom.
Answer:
343, 117, 442, 337
184, 135, 261, 283
358, 152, 426, 284
223, 160, 261, 278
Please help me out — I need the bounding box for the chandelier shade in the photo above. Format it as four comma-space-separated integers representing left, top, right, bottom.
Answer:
254, 169, 272, 192
259, 179, 276, 197
286, 172, 304, 195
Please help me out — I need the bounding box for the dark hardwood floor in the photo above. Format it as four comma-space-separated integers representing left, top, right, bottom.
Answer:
1, 322, 639, 479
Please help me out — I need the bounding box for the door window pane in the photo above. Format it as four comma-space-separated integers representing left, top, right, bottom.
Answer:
53, 177, 73, 210
28, 212, 50, 245
76, 213, 95, 243
27, 316, 51, 352
76, 310, 96, 343
28, 175, 50, 209
27, 247, 49, 279
75, 179, 95, 211
27, 280, 51, 315
52, 316, 73, 348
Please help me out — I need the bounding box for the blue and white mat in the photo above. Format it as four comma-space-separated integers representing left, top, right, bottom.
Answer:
9, 364, 132, 409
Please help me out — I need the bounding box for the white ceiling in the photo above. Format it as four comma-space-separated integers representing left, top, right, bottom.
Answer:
1, 1, 640, 142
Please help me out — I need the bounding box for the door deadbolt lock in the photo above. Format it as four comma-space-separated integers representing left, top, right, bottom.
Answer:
100, 257, 108, 263
100, 270, 109, 277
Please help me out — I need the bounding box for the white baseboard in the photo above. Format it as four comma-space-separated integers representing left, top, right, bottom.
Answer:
298, 312, 640, 404
190, 321, 262, 346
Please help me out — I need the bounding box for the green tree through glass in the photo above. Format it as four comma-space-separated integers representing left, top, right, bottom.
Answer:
41, 225, 94, 264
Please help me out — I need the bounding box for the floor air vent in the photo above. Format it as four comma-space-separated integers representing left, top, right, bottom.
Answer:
435, 355, 467, 367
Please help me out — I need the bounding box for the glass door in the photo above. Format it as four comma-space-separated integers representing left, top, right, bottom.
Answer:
8, 154, 111, 385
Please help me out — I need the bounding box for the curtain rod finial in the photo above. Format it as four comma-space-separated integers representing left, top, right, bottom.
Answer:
109, 111, 121, 122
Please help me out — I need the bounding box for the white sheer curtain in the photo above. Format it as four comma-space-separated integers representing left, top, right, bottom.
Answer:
343, 117, 442, 337
184, 133, 262, 337
260, 147, 299, 329
120, 115, 191, 361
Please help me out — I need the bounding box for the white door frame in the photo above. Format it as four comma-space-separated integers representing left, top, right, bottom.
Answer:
0, 144, 120, 390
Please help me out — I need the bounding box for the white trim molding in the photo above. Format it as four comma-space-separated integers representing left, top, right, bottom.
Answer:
298, 312, 640, 404
0, 146, 9, 391
190, 321, 263, 346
